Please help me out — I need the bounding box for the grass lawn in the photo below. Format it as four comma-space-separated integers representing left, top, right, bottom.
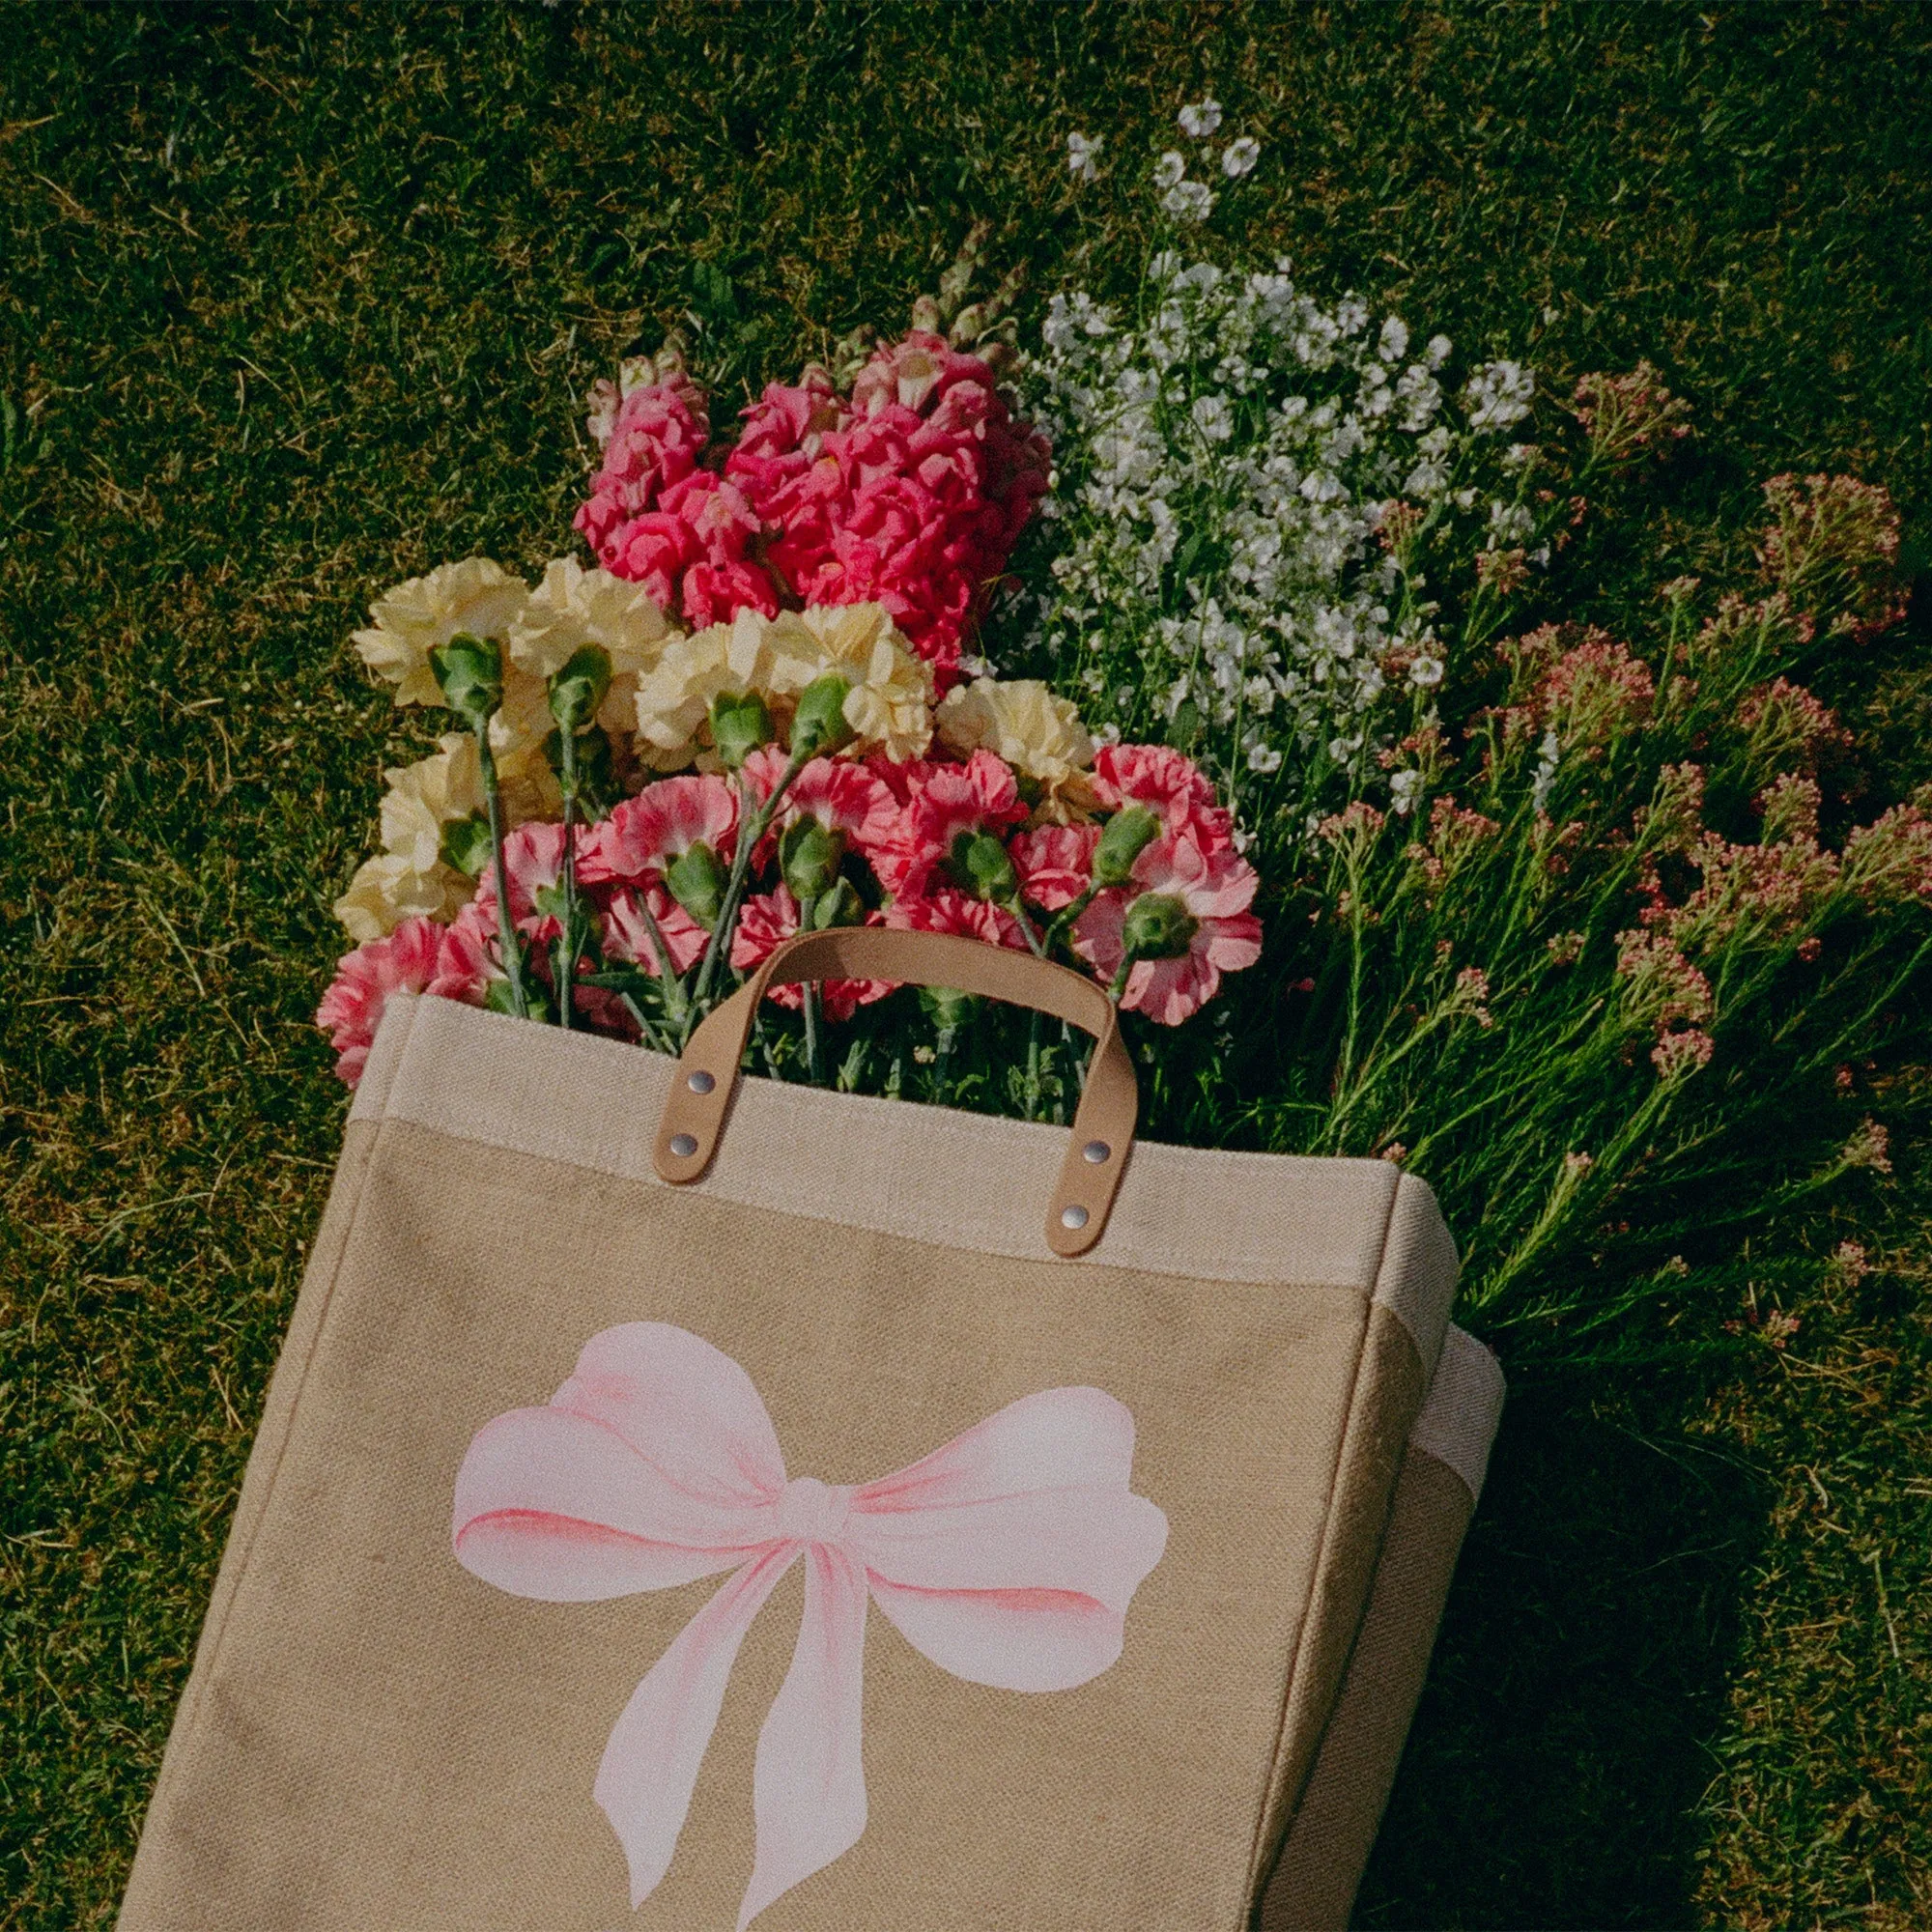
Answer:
3, 3, 1929, 1925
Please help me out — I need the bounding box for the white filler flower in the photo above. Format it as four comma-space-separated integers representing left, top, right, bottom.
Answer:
1066, 131, 1101, 181
1221, 136, 1261, 178
1179, 99, 1224, 136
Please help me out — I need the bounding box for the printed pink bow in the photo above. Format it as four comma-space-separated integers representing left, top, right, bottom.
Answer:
451, 1322, 1169, 1926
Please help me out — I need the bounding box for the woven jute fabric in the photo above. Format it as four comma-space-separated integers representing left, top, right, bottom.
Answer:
120, 993, 1463, 1931
1260, 1326, 1506, 1932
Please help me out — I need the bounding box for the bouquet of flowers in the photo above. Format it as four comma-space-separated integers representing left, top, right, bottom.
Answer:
318, 308, 1261, 1108
317, 99, 1930, 1357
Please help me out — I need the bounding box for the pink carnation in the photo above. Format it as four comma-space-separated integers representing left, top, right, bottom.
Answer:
885, 887, 1027, 952
580, 774, 740, 887
603, 884, 708, 979
729, 886, 893, 1020
743, 749, 901, 871
426, 906, 506, 1009
1074, 832, 1263, 1025
315, 917, 443, 1085
1011, 822, 1100, 911
1092, 744, 1235, 850
469, 821, 585, 943
871, 750, 1028, 898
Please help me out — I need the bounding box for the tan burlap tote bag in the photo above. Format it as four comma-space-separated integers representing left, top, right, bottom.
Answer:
1260, 1324, 1505, 1930
120, 927, 1464, 1932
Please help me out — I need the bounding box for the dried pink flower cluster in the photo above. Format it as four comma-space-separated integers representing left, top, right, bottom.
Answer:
1756, 472, 1908, 643
575, 334, 1049, 688
1571, 361, 1692, 466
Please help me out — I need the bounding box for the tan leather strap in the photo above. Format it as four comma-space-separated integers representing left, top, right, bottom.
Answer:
652, 926, 1139, 1257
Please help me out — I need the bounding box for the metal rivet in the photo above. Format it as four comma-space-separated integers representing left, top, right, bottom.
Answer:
686, 1069, 716, 1095
668, 1133, 698, 1159
1060, 1204, 1090, 1232
1082, 1140, 1111, 1165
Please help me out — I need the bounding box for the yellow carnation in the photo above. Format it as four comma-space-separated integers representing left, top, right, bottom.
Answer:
377, 734, 487, 876
351, 557, 530, 708
936, 675, 1097, 819
769, 603, 935, 762
632, 608, 788, 764
332, 850, 470, 943
508, 558, 676, 736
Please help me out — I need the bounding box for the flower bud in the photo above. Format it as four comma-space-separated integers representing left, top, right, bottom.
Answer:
548, 644, 611, 735
440, 813, 494, 879
1121, 891, 1199, 961
950, 829, 1020, 904
665, 839, 727, 929
810, 876, 865, 929
790, 673, 854, 757
920, 984, 980, 1032
430, 632, 502, 732
710, 688, 774, 770
780, 814, 843, 905
1091, 805, 1161, 887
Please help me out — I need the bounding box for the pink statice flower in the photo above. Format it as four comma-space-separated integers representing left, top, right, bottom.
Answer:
579, 774, 740, 887
1073, 832, 1262, 1025
1091, 744, 1235, 850
315, 916, 443, 1084
729, 886, 893, 1019
1010, 822, 1100, 911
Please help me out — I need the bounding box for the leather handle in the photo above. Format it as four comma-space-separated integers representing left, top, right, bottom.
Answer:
652, 926, 1139, 1257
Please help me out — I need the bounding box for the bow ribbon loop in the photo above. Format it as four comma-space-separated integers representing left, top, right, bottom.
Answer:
453, 1322, 1168, 1926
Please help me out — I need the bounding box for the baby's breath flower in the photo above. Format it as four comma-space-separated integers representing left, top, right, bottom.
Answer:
1179, 99, 1224, 136
1221, 135, 1261, 178
1463, 359, 1536, 432
1153, 150, 1187, 188
1066, 131, 1102, 180
1161, 180, 1216, 221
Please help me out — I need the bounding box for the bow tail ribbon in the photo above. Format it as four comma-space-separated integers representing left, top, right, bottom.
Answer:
594, 1539, 869, 1928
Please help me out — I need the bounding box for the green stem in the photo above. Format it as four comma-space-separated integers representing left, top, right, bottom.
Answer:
475, 725, 528, 1020
557, 728, 580, 1032
685, 746, 811, 1039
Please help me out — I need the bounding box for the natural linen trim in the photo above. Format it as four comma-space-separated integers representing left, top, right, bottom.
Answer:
353, 993, 1459, 1372
1407, 1325, 1506, 1501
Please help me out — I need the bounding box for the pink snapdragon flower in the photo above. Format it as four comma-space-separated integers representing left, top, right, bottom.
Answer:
575, 380, 712, 567
730, 886, 893, 1020
580, 775, 741, 887
1074, 833, 1263, 1025
315, 917, 444, 1084
1091, 744, 1235, 851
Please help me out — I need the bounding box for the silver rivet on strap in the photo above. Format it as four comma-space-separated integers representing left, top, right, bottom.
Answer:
1082, 1140, 1111, 1164
668, 1133, 698, 1159
1060, 1204, 1090, 1231
686, 1069, 716, 1094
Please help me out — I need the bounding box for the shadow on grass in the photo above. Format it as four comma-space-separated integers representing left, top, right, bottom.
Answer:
1353, 1372, 1768, 1931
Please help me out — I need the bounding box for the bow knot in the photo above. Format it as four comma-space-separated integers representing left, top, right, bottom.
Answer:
453, 1322, 1168, 1926
776, 1474, 853, 1545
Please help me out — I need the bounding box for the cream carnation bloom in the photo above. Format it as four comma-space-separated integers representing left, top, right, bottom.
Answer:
333, 850, 471, 943
633, 608, 788, 764
352, 557, 530, 708
508, 558, 677, 737
769, 603, 935, 762
937, 676, 1098, 820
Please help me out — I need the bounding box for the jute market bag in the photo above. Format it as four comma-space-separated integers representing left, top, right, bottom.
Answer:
1259, 1324, 1506, 1931
120, 925, 1463, 1932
